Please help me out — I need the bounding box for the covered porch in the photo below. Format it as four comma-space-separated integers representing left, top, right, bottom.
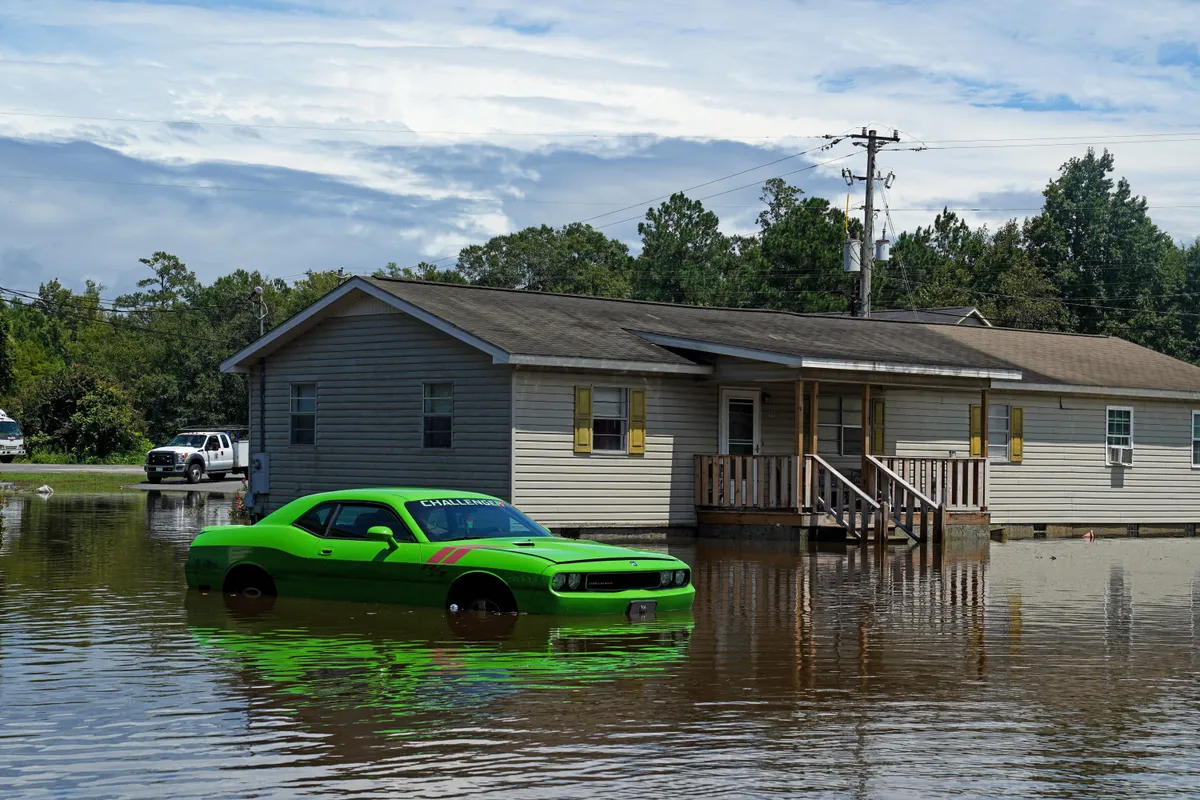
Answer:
693, 377, 995, 543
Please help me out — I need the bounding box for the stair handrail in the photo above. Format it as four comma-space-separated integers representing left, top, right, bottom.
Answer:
808, 454, 880, 509
867, 455, 936, 508
806, 454, 880, 540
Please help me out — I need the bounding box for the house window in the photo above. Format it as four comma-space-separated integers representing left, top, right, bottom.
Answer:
592, 387, 628, 452
817, 395, 862, 457
989, 404, 1011, 462
1106, 407, 1133, 449
290, 383, 316, 445
1192, 411, 1200, 467
423, 383, 453, 449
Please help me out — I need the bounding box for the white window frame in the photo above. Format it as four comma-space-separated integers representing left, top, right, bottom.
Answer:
1106, 406, 1133, 466
1192, 410, 1200, 468
718, 388, 762, 456
989, 404, 1011, 464
422, 382, 454, 450
289, 383, 317, 446
816, 395, 863, 457
592, 386, 629, 454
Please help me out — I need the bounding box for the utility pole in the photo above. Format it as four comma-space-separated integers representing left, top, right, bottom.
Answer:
842, 128, 899, 317
251, 286, 267, 337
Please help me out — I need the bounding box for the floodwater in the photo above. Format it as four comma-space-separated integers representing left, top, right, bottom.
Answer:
2, 495, 1200, 799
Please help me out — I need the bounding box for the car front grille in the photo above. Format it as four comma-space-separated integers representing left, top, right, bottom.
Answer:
583, 572, 663, 593
148, 452, 175, 466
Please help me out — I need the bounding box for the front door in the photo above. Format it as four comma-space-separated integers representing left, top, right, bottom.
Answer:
719, 389, 761, 456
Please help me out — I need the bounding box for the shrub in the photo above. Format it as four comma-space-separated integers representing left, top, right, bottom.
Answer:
16, 365, 148, 461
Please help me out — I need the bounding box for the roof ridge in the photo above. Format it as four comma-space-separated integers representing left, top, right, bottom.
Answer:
366, 277, 1115, 338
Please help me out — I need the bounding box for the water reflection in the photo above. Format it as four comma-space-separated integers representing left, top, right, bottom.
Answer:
2, 495, 1200, 798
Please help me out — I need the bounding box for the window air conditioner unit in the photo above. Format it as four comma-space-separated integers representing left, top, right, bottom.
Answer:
1106, 446, 1133, 467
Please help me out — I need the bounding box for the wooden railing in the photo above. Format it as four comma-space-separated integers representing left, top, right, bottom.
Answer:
805, 454, 879, 541
694, 455, 801, 511
868, 455, 938, 542
876, 456, 987, 511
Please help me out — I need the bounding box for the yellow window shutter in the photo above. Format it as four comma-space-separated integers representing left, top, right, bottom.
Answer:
969, 404, 982, 458
573, 385, 593, 454
629, 388, 647, 455
871, 398, 886, 456
1011, 406, 1024, 463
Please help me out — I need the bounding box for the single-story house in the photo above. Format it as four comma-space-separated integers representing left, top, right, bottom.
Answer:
220, 277, 1200, 538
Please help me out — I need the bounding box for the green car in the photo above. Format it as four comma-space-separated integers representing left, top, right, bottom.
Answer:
185, 488, 695, 616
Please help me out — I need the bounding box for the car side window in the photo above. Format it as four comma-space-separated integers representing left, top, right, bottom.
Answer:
205, 436, 219, 451
219, 435, 230, 449
329, 504, 415, 542
294, 502, 336, 536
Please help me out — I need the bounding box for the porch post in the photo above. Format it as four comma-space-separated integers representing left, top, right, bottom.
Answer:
980, 389, 990, 459
794, 379, 804, 512
807, 381, 820, 505
861, 384, 873, 497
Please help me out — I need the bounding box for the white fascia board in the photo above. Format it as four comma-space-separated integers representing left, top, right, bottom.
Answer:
631, 331, 1021, 380
219, 278, 508, 373
991, 380, 1200, 401
500, 354, 712, 375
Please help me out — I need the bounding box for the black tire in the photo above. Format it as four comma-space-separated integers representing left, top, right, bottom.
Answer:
222, 565, 277, 616
0, 456, 13, 464
147, 474, 163, 484
447, 574, 518, 615
208, 472, 227, 482
185, 461, 204, 484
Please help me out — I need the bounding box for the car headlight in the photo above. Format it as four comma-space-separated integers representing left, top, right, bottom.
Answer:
174, 452, 184, 463
660, 570, 673, 588
567, 573, 582, 591
675, 570, 688, 587
551, 573, 567, 591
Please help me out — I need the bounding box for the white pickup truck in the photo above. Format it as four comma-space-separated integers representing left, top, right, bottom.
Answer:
144, 430, 250, 484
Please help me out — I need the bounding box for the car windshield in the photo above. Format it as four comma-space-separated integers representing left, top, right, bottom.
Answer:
0, 421, 19, 436
404, 499, 552, 542
167, 434, 206, 448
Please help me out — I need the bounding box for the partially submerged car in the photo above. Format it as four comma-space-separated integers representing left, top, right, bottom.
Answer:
185, 489, 694, 616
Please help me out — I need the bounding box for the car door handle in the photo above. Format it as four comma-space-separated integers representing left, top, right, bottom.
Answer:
319, 548, 334, 556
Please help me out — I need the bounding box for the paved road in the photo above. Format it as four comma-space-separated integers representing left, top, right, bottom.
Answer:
0, 463, 144, 474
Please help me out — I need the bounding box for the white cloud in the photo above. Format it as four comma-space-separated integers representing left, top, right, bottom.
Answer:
2, 0, 1200, 291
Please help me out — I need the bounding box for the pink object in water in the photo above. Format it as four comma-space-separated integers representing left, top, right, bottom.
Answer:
1082, 530, 1096, 541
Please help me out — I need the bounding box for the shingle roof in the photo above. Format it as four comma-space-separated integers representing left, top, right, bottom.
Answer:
814, 306, 990, 326
366, 278, 1200, 392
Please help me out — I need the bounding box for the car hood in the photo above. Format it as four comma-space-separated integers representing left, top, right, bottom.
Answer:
150, 446, 195, 455
442, 537, 681, 567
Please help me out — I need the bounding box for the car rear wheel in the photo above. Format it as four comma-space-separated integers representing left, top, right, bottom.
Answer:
208, 472, 227, 482
185, 461, 204, 484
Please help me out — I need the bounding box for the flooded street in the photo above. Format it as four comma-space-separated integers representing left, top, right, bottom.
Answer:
3, 494, 1200, 798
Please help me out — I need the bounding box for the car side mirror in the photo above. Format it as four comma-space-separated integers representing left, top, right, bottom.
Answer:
367, 526, 397, 548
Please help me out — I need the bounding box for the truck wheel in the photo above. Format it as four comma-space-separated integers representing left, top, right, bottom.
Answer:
185, 461, 204, 484
209, 472, 227, 482
147, 474, 162, 484
0, 456, 13, 464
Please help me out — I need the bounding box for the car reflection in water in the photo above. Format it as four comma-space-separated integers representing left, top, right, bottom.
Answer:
185, 592, 693, 730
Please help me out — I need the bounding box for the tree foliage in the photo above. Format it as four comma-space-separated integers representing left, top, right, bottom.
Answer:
1, 148, 1196, 460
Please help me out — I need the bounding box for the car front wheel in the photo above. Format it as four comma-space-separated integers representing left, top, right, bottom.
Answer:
185, 462, 204, 484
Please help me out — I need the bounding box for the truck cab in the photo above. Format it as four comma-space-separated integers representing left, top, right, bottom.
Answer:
0, 410, 27, 463
145, 429, 249, 484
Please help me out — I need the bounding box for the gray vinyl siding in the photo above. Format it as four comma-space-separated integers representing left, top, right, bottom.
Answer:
513, 370, 715, 528
250, 309, 511, 513
884, 388, 1200, 525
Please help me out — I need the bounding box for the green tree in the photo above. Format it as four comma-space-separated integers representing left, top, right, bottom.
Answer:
455, 223, 632, 296
116, 252, 197, 309
374, 261, 468, 284
633, 193, 735, 305
16, 365, 146, 460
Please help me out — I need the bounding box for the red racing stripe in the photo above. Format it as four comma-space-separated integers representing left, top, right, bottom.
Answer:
427, 546, 456, 564
441, 547, 473, 565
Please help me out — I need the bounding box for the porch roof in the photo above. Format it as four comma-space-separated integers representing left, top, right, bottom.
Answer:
221, 277, 1200, 394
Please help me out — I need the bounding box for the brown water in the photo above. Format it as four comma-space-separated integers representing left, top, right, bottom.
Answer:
2, 493, 1200, 799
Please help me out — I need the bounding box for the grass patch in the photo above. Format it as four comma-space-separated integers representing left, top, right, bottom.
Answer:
0, 472, 138, 494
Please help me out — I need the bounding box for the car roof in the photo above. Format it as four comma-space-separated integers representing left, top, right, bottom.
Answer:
295, 488, 503, 505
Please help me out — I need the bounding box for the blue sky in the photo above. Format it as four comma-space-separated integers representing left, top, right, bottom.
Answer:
1, 0, 1199, 293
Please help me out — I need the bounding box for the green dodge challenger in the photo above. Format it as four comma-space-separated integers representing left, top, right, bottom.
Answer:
185, 488, 695, 616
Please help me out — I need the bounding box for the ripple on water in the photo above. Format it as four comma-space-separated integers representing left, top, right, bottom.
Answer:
2, 495, 1200, 797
